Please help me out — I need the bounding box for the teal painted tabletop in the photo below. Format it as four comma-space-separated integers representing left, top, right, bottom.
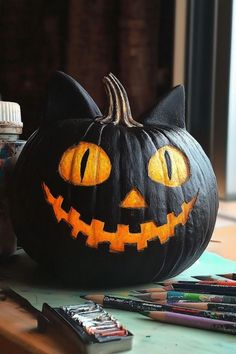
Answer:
1, 249, 236, 354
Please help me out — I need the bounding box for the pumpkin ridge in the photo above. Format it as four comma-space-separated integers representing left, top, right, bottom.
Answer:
9, 72, 219, 287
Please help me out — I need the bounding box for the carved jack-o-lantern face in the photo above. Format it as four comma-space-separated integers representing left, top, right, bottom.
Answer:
42, 140, 197, 252
10, 72, 218, 286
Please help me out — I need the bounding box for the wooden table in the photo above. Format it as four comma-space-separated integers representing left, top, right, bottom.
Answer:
0, 293, 73, 354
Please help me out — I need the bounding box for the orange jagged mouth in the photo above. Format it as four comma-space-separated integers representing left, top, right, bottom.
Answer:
42, 183, 197, 252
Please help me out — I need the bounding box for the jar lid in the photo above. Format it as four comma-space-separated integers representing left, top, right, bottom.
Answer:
0, 101, 23, 134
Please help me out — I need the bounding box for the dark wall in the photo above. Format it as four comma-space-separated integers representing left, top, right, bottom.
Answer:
0, 0, 68, 137
0, 0, 174, 138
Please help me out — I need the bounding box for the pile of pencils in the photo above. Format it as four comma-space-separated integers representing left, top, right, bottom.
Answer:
83, 273, 236, 334
131, 272, 236, 334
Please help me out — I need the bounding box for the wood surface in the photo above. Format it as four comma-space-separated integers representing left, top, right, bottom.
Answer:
207, 224, 236, 261
0, 292, 78, 354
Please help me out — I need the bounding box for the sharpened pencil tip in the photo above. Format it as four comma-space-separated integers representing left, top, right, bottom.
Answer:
80, 294, 87, 299
215, 273, 235, 280
139, 311, 150, 317
130, 290, 146, 294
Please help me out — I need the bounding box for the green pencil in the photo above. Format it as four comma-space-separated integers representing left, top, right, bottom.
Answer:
132, 290, 236, 304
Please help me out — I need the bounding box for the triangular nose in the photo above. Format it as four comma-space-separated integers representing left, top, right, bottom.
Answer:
120, 188, 148, 208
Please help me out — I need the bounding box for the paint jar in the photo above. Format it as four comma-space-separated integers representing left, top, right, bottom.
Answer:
0, 101, 26, 258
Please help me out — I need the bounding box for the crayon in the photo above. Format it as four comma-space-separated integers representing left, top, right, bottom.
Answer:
92, 326, 121, 333
152, 283, 236, 295
58, 301, 132, 347
217, 273, 236, 280
141, 311, 236, 334
99, 329, 127, 337
81, 294, 236, 322
72, 312, 103, 320
83, 320, 116, 327
132, 291, 236, 304
64, 304, 99, 315
63, 303, 98, 311
87, 325, 122, 335
87, 324, 119, 330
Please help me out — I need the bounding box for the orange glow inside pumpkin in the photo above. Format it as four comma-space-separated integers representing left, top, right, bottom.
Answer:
148, 145, 190, 187
59, 142, 111, 186
42, 182, 197, 252
120, 188, 148, 208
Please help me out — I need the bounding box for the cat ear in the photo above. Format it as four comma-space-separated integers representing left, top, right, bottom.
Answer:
142, 85, 186, 129
43, 71, 102, 122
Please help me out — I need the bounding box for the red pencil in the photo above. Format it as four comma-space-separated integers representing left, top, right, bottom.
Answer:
192, 275, 226, 281
134, 280, 236, 294
134, 282, 236, 295
163, 280, 236, 286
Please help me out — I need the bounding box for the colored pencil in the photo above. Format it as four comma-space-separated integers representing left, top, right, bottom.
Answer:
81, 294, 168, 312
132, 291, 236, 304
152, 283, 236, 295
171, 302, 236, 313
134, 280, 236, 294
159, 280, 236, 286
217, 273, 236, 280
81, 294, 236, 322
141, 311, 236, 334
192, 275, 227, 281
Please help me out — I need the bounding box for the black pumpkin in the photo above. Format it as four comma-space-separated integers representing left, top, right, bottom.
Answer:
10, 72, 218, 287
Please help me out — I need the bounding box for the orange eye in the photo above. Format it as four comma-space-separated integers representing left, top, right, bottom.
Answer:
148, 145, 190, 187
59, 142, 111, 186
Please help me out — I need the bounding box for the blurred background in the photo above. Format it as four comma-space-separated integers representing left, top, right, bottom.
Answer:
0, 0, 235, 201
0, 0, 174, 135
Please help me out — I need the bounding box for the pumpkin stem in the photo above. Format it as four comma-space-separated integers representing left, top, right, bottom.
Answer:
96, 73, 143, 127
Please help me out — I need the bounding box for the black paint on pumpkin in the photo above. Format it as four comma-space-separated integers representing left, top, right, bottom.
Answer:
43, 71, 101, 123
9, 72, 218, 287
141, 84, 186, 128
